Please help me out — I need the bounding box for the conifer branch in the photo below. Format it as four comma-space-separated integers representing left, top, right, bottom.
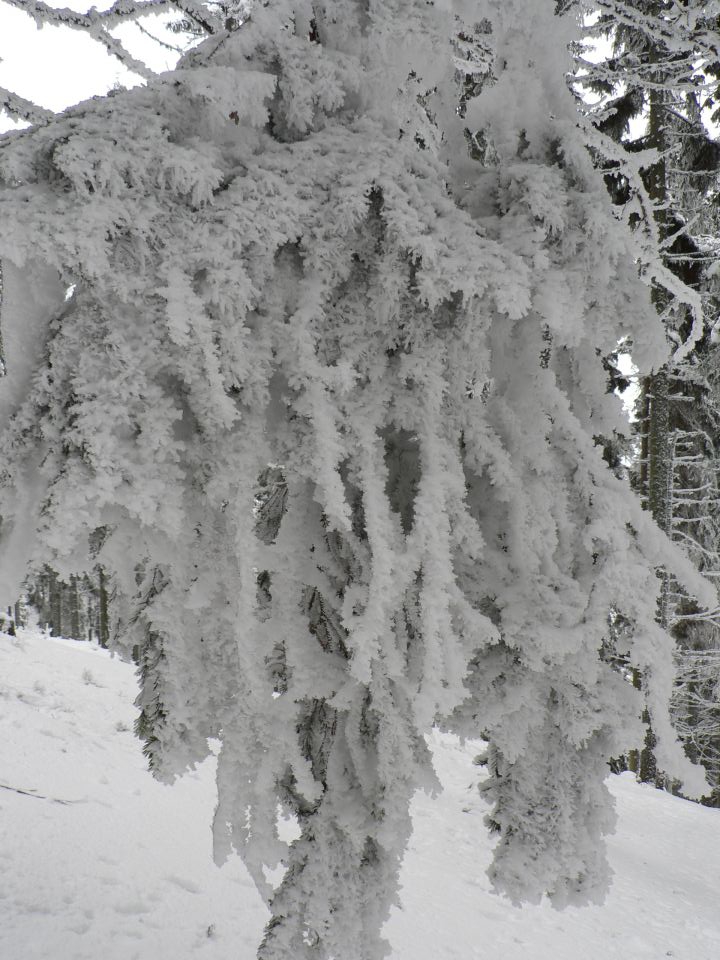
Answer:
2, 0, 216, 33
0, 0, 220, 87
0, 86, 53, 125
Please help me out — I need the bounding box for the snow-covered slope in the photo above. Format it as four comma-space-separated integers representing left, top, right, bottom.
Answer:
1, 628, 718, 960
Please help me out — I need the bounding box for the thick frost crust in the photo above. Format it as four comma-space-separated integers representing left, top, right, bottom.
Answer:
0, 0, 710, 956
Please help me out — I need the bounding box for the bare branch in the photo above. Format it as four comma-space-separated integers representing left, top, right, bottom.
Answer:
0, 781, 79, 804
135, 18, 187, 53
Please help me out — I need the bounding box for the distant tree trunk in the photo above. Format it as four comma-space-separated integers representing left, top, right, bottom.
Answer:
69, 575, 81, 640
97, 566, 109, 649
26, 566, 101, 641
635, 81, 670, 784
49, 571, 62, 638
627, 667, 641, 775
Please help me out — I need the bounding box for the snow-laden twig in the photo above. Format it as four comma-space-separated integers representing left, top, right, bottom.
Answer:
1, 0, 221, 87
2, 0, 217, 33
0, 86, 52, 125
0, 781, 81, 804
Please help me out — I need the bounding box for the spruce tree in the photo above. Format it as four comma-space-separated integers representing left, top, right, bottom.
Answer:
0, 1, 713, 955
579, 0, 720, 799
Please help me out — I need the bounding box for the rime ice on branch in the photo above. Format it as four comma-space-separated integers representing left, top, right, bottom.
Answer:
0, 1, 712, 957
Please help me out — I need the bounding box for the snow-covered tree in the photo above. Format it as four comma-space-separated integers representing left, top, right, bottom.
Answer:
0, 1, 713, 956
577, 0, 720, 797
25, 565, 110, 643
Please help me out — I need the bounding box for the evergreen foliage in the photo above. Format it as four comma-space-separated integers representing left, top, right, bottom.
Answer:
578, 0, 720, 802
27, 566, 109, 644
0, 1, 715, 956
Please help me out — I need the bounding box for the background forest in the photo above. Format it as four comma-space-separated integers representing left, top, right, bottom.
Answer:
1, 2, 720, 959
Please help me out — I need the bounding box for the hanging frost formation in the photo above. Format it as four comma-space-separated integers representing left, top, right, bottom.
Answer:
0, 0, 713, 957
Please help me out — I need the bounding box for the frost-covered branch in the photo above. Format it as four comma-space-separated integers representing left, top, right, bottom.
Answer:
2, 0, 217, 33
0, 1, 714, 953
0, 86, 52, 125
0, 0, 221, 94
594, 0, 720, 62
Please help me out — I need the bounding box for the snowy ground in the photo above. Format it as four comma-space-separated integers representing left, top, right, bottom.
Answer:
1, 628, 719, 960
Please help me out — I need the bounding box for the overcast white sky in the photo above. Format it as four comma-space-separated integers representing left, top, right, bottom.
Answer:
0, 1, 182, 131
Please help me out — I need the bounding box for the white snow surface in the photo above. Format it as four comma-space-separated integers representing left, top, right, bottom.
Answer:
1, 627, 719, 960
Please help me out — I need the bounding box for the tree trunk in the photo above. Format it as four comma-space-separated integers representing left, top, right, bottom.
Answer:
97, 566, 109, 649
49, 571, 62, 638
636, 67, 671, 784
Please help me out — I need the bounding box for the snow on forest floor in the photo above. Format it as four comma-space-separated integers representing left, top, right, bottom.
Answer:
1, 627, 719, 960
